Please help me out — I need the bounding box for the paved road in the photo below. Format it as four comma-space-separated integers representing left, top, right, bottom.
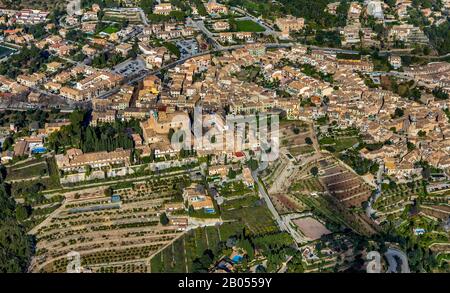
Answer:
277, 255, 293, 273
137, 8, 149, 26
192, 19, 224, 50
268, 151, 291, 194
252, 170, 304, 245
366, 161, 384, 217
252, 171, 288, 231
378, 48, 450, 59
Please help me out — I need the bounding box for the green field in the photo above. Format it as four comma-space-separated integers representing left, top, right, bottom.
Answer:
6, 159, 48, 181
319, 127, 362, 153
151, 196, 280, 272
218, 181, 254, 197
102, 25, 120, 34
234, 19, 265, 32
221, 196, 278, 235
319, 136, 359, 153
151, 225, 226, 273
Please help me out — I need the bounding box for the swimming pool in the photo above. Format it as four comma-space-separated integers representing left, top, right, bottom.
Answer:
232, 255, 243, 263
31, 147, 47, 154
0, 45, 15, 59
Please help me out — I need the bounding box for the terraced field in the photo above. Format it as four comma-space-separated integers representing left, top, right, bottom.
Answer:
318, 159, 372, 208
373, 181, 425, 220
30, 174, 190, 273
8, 157, 62, 198
418, 189, 450, 221
290, 177, 325, 193
287, 157, 378, 236
150, 225, 226, 273
420, 205, 450, 220
6, 158, 49, 181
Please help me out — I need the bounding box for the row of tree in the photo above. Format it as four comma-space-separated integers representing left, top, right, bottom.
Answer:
47, 110, 141, 154
230, 0, 350, 29
0, 175, 33, 272
0, 44, 51, 79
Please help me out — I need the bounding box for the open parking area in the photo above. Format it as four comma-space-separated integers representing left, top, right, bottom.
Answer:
176, 39, 199, 59
112, 57, 148, 79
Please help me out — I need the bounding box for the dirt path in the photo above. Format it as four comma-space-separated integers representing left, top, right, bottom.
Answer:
12, 161, 46, 171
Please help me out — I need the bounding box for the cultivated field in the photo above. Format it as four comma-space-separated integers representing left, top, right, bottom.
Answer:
285, 156, 378, 236
150, 224, 238, 273
30, 174, 191, 273
318, 158, 372, 208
